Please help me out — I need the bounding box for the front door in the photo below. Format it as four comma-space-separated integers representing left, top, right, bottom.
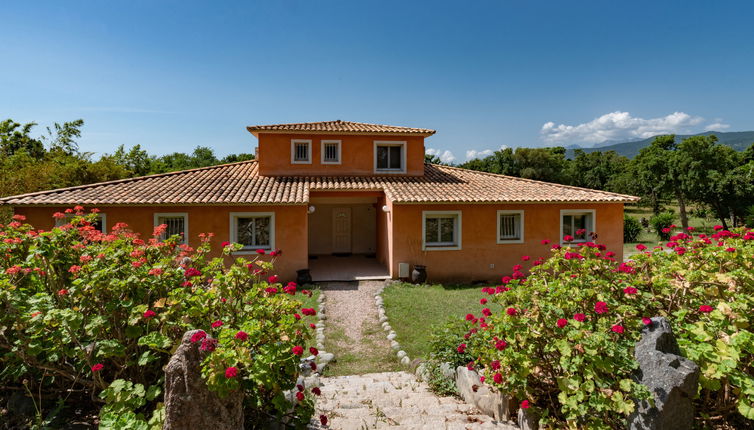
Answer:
332, 207, 352, 254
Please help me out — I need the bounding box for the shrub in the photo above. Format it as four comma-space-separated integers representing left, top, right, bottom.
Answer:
422, 319, 475, 396
623, 215, 642, 243
649, 211, 676, 240
0, 209, 318, 428
460, 227, 754, 429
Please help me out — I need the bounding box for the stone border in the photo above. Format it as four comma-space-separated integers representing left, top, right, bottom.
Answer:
375, 280, 411, 367
313, 290, 335, 373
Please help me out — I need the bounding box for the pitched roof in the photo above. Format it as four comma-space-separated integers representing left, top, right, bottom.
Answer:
0, 160, 639, 206
246, 120, 436, 137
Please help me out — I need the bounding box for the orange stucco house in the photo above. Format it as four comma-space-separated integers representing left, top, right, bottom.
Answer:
1, 120, 638, 283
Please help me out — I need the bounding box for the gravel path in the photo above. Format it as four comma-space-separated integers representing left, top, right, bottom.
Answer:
310, 371, 518, 429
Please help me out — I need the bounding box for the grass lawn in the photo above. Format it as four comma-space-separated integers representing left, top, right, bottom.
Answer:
322, 318, 402, 376
381, 282, 501, 360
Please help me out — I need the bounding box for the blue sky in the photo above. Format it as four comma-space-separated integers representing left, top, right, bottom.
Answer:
2, 1, 754, 163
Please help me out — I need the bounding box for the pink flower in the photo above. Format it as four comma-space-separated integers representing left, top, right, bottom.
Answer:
725, 247, 736, 252
556, 318, 568, 328
520, 400, 530, 409
91, 363, 104, 372
541, 239, 551, 245
235, 331, 248, 341
267, 275, 279, 284
53, 212, 66, 220
270, 249, 282, 256
5, 266, 22, 275
611, 325, 624, 334
256, 249, 266, 255
686, 226, 695, 231
623, 287, 638, 295
143, 310, 156, 319
480, 376, 485, 383
521, 255, 530, 261
594, 301, 608, 314
662, 227, 671, 234
221, 241, 231, 247
225, 367, 238, 378
211, 320, 223, 328
698, 305, 713, 313
68, 265, 82, 274
713, 225, 723, 231
190, 330, 207, 342
148, 268, 163, 276
642, 317, 652, 325
563, 235, 574, 242
58, 289, 68, 296
184, 268, 202, 278
292, 345, 304, 356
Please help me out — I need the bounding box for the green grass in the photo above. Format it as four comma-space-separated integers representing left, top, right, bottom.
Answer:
322, 318, 402, 376
298, 287, 320, 330
623, 203, 719, 257
381, 282, 501, 360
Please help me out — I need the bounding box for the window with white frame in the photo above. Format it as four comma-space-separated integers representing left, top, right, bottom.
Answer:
291, 140, 311, 164
321, 140, 341, 164
497, 210, 524, 243
154, 213, 188, 244
423, 211, 461, 250
561, 210, 595, 242
229, 212, 275, 250
374, 141, 405, 172
56, 213, 107, 232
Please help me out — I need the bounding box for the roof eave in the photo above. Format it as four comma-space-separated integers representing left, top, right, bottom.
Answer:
246, 128, 436, 138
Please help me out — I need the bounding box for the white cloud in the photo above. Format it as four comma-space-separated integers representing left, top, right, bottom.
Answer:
465, 145, 509, 160
704, 122, 730, 131
540, 111, 712, 145
426, 148, 456, 163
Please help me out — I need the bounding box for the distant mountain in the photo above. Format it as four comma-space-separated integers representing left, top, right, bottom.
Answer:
565, 131, 754, 159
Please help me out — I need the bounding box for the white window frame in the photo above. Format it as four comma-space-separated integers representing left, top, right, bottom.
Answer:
321, 140, 341, 165
374, 141, 407, 173
229, 212, 275, 254
56, 213, 107, 233
422, 210, 462, 251
291, 139, 312, 164
496, 210, 524, 244
560, 209, 596, 244
153, 212, 189, 244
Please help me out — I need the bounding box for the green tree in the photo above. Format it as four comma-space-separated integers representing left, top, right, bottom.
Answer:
0, 119, 45, 159
112, 144, 152, 176
569, 149, 629, 190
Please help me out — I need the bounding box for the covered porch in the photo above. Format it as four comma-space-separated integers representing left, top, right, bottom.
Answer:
308, 255, 390, 282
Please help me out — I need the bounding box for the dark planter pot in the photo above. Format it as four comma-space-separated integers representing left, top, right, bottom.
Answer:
296, 269, 313, 286
411, 265, 427, 284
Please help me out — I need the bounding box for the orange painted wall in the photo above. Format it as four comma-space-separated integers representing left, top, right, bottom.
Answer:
13, 205, 310, 282
256, 133, 426, 176
389, 202, 625, 283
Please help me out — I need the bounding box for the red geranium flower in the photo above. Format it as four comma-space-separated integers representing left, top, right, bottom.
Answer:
319, 415, 328, 426
267, 275, 279, 283
642, 317, 652, 325
256, 249, 266, 255
211, 320, 223, 328
184, 268, 202, 278
563, 235, 574, 242
495, 340, 507, 350
480, 298, 488, 305
91, 363, 104, 372
573, 313, 586, 322
493, 372, 503, 383
482, 308, 492, 317
225, 366, 238, 378
611, 325, 624, 334
58, 289, 68, 296
200, 338, 217, 352
312, 387, 321, 396
143, 310, 156, 319
235, 331, 248, 341
594, 301, 608, 314
309, 346, 319, 356
457, 343, 467, 353
541, 239, 551, 245
221, 241, 231, 247
292, 345, 304, 356
623, 287, 638, 295
506, 307, 517, 316
190, 330, 207, 343
520, 400, 530, 409
698, 305, 713, 313
557, 318, 568, 328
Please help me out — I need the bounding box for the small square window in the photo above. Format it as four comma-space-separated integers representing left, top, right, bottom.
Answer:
154, 213, 188, 244
56, 213, 107, 233
229, 212, 275, 251
497, 210, 524, 243
375, 141, 406, 172
291, 140, 311, 164
561, 210, 595, 243
321, 140, 341, 164
423, 211, 461, 250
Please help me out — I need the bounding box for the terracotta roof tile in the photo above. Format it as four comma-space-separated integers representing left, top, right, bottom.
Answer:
246, 120, 436, 136
0, 160, 639, 206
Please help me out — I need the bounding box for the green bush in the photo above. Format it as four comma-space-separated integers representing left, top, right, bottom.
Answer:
649, 211, 676, 240
0, 209, 318, 428
459, 227, 754, 429
623, 215, 642, 243
421, 319, 476, 396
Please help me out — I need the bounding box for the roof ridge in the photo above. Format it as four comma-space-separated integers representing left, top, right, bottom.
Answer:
0, 159, 258, 202
431, 163, 638, 200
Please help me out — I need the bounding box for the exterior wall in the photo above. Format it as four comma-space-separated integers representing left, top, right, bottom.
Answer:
256, 133, 426, 176
389, 202, 625, 283
307, 203, 377, 255
13, 205, 309, 282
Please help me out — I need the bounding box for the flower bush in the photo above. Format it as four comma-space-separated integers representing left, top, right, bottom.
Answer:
0, 209, 319, 429
460, 229, 754, 429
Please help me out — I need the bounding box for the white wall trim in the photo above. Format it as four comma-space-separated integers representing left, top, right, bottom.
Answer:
291, 139, 312, 164
229, 211, 276, 251
373, 141, 407, 174
422, 210, 462, 251
496, 209, 525, 244
559, 209, 596, 244
153, 212, 189, 244
320, 140, 342, 165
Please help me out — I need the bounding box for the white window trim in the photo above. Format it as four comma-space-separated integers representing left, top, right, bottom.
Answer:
291, 139, 312, 164
422, 210, 462, 251
496, 210, 524, 244
559, 209, 596, 244
229, 211, 275, 254
56, 213, 107, 233
374, 141, 407, 174
321, 140, 342, 165
153, 212, 189, 244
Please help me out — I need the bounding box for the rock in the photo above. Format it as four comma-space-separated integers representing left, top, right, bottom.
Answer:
439, 362, 456, 379
518, 407, 539, 430
397, 350, 407, 359
317, 313, 327, 320
379, 315, 388, 323
390, 340, 400, 350
628, 317, 699, 430
383, 324, 392, 332
415, 363, 429, 381
409, 358, 424, 373
455, 366, 510, 422
318, 352, 335, 364
387, 332, 397, 341
400, 356, 410, 366
164, 330, 244, 430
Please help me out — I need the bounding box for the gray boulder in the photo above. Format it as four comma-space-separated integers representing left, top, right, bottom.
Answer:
164, 330, 244, 430
628, 317, 699, 430
455, 366, 510, 422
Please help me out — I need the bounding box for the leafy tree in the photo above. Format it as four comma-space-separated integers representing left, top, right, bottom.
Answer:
569, 149, 629, 191
220, 153, 255, 164
112, 144, 152, 176
425, 153, 444, 164
0, 119, 45, 159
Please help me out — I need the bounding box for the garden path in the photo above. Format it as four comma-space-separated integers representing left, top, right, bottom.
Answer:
311, 281, 517, 429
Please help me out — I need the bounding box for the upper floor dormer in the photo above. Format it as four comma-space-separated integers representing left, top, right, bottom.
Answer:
246, 120, 435, 177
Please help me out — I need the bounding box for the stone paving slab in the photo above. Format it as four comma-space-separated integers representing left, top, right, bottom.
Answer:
309, 371, 518, 430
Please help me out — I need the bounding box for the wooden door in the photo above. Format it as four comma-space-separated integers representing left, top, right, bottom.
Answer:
332, 207, 352, 254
